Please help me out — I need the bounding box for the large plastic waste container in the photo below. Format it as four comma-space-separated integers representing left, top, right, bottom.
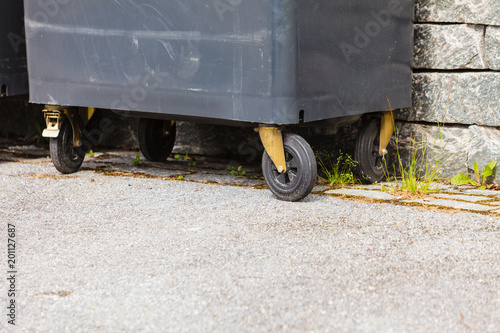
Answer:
1, 2, 28, 97
24, 0, 414, 201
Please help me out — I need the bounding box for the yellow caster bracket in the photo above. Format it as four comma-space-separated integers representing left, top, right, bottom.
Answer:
256, 125, 287, 173
42, 106, 95, 148
379, 111, 394, 157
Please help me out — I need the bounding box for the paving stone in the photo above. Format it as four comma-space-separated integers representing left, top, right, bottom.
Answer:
353, 181, 403, 190
325, 189, 395, 200
462, 189, 500, 196
423, 183, 450, 191
105, 164, 184, 178
446, 189, 478, 195
413, 24, 487, 70
402, 199, 495, 212
311, 185, 329, 193
135, 168, 185, 178
82, 162, 112, 170
7, 144, 48, 156
183, 173, 264, 187
436, 184, 452, 190
86, 152, 139, 165
354, 184, 384, 190
351, 182, 451, 192
432, 193, 494, 202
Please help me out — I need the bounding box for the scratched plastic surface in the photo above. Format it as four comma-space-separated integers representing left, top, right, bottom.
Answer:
24, 0, 413, 125
0, 2, 28, 96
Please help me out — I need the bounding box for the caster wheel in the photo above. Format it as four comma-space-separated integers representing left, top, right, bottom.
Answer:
355, 118, 391, 183
50, 117, 85, 174
262, 133, 317, 202
138, 119, 176, 162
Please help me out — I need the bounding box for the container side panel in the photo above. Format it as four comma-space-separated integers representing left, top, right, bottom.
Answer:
270, 0, 299, 124
297, 0, 414, 122
24, 0, 298, 124
0, 2, 28, 96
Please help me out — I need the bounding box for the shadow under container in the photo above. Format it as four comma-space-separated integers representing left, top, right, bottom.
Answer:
24, 0, 414, 201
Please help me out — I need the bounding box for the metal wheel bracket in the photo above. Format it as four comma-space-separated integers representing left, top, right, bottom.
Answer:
79, 107, 96, 126
257, 125, 287, 173
379, 111, 394, 156
44, 106, 82, 147
64, 108, 83, 147
42, 108, 63, 138
164, 121, 175, 136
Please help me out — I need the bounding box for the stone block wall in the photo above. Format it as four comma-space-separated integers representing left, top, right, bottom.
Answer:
397, 0, 500, 182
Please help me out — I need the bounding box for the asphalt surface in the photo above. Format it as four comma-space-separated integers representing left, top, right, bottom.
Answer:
1, 147, 499, 332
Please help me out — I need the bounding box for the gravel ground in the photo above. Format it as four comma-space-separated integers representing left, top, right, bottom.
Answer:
1, 159, 499, 332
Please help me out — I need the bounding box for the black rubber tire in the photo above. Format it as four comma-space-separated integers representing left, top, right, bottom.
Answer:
138, 119, 176, 162
50, 117, 86, 174
262, 133, 317, 202
355, 118, 390, 183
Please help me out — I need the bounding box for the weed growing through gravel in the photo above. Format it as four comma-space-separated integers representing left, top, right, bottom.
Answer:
132, 154, 142, 167
174, 153, 197, 167
317, 151, 359, 187
228, 165, 246, 176
382, 77, 454, 196
174, 153, 190, 161
451, 161, 497, 190
383, 100, 451, 196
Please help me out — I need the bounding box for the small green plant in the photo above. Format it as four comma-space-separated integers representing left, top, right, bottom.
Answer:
177, 175, 184, 180
383, 99, 450, 196
228, 165, 247, 176
384, 124, 447, 195
450, 161, 497, 190
384, 77, 455, 195
175, 153, 193, 163
87, 150, 95, 158
317, 151, 359, 186
132, 154, 142, 167
175, 153, 196, 167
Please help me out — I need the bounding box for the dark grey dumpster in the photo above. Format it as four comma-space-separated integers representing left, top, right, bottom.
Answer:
1, 2, 28, 97
24, 0, 414, 201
